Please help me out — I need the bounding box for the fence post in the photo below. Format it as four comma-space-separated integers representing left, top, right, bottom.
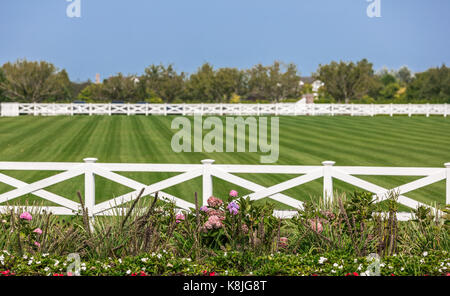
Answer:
322, 161, 335, 203
201, 159, 215, 206
390, 103, 393, 117
444, 103, 447, 118
84, 158, 98, 231
408, 103, 412, 117
426, 103, 430, 117
445, 163, 450, 205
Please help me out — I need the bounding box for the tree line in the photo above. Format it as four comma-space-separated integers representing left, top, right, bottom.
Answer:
0, 59, 448, 104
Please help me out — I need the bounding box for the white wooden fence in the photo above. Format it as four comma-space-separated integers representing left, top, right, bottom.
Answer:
0, 159, 448, 223
1, 102, 449, 117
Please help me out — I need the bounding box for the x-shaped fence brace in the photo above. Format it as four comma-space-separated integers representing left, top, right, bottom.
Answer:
0, 159, 448, 222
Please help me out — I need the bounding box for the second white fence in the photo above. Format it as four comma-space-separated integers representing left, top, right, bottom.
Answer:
1, 102, 449, 117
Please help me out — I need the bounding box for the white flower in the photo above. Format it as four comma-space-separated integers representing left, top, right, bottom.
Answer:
141, 258, 148, 263
318, 257, 327, 264
423, 252, 428, 257
401, 267, 404, 271
126, 270, 131, 275
358, 264, 362, 271
54, 260, 59, 267
118, 259, 122, 264
331, 270, 336, 273
333, 263, 338, 267
157, 254, 162, 259
27, 260, 33, 265
42, 253, 49, 257
420, 259, 425, 264
44, 267, 50, 272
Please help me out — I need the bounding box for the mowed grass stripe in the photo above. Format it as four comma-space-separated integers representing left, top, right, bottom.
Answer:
281, 116, 449, 166
0, 116, 448, 207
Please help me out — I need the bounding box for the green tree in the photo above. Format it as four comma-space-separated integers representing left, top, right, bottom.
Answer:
101, 73, 139, 102
406, 65, 450, 103
0, 68, 6, 102
246, 61, 301, 102
77, 83, 104, 102
142, 64, 185, 103
0, 59, 71, 102
315, 59, 376, 103
185, 63, 217, 102
213, 67, 246, 102
396, 66, 413, 85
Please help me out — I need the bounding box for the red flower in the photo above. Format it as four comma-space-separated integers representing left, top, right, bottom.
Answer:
345, 272, 359, 276
209, 272, 216, 276
446, 273, 450, 276
311, 274, 318, 276
391, 274, 396, 276
1, 270, 11, 276
52, 273, 64, 276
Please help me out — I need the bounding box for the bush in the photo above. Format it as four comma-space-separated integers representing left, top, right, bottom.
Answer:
0, 189, 449, 276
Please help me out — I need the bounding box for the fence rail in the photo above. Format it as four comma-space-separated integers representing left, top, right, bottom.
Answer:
0, 159, 448, 227
1, 102, 449, 117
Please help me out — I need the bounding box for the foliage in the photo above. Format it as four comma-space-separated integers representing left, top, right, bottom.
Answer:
314, 59, 377, 103
0, 250, 448, 276
406, 64, 450, 103
0, 59, 71, 102
141, 64, 185, 103
1, 59, 448, 103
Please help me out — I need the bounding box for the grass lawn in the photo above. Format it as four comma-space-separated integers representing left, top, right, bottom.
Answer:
0, 115, 449, 210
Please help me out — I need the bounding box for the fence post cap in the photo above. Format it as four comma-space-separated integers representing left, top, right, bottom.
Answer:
322, 161, 336, 166
445, 163, 450, 168
83, 158, 98, 163
201, 159, 215, 165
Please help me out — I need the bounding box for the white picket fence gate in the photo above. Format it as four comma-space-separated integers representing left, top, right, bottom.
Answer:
0, 159, 448, 223
1, 102, 449, 117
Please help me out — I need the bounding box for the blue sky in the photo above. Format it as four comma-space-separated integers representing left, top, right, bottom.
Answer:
1, 0, 449, 81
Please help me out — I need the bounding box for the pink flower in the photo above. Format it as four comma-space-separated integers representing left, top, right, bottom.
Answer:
175, 213, 185, 223
33, 228, 43, 235
207, 209, 225, 220
200, 206, 209, 212
19, 212, 32, 221
34, 241, 41, 248
279, 237, 288, 248
229, 190, 238, 198
308, 219, 323, 233
207, 196, 223, 208
206, 215, 223, 229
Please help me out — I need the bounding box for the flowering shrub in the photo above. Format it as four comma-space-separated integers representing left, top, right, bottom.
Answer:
0, 189, 448, 276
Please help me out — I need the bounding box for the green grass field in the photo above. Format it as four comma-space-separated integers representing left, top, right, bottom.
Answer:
0, 115, 449, 210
